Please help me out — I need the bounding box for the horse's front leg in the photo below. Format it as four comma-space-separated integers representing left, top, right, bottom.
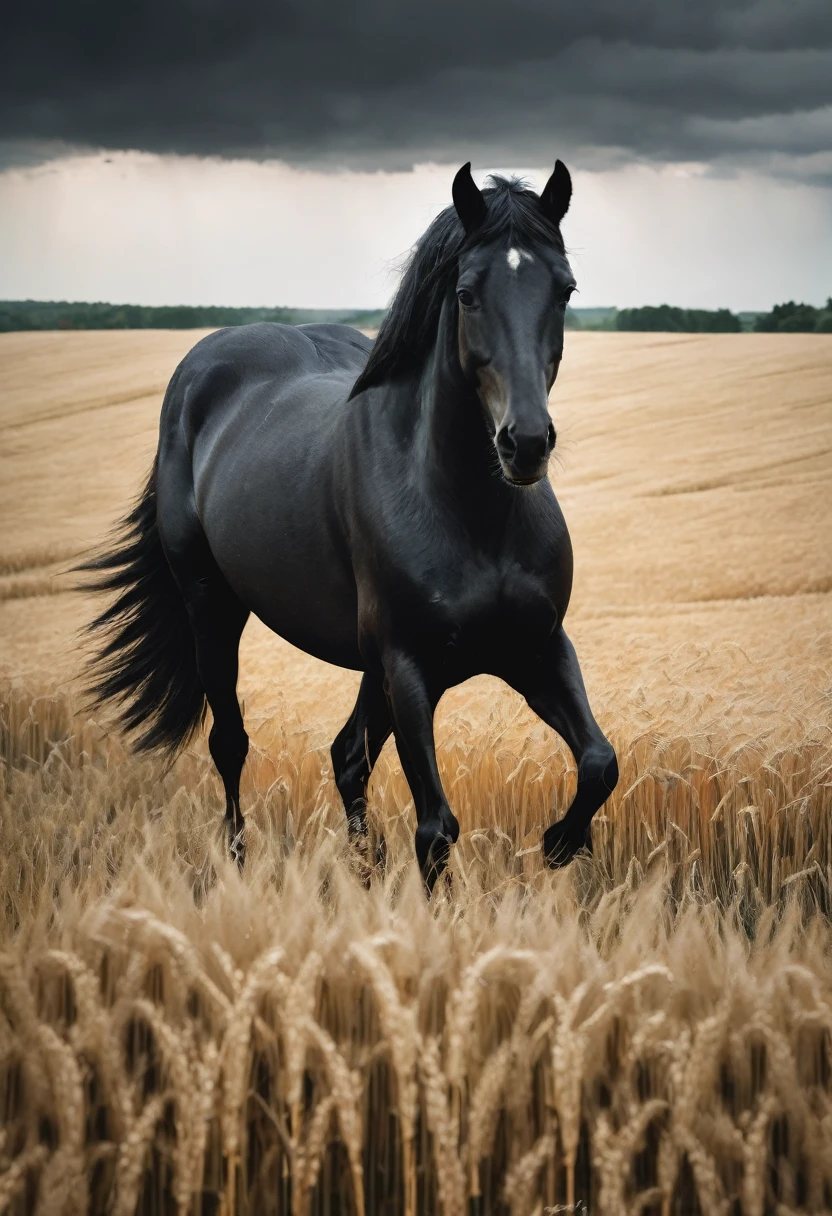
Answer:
331, 672, 392, 837
382, 650, 458, 891
512, 626, 618, 866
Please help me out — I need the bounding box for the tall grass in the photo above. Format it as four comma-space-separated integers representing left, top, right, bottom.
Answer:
1, 680, 831, 1215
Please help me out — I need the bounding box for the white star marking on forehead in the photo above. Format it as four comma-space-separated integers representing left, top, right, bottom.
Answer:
507, 247, 534, 271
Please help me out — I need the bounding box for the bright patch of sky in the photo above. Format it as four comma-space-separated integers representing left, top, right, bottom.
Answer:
1, 152, 829, 311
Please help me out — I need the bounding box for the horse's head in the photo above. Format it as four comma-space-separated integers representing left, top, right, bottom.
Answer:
452, 162, 575, 487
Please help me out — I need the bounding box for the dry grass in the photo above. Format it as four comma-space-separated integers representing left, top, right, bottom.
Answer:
0, 330, 831, 1214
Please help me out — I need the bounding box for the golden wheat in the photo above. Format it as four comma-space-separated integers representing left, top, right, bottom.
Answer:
0, 331, 831, 1213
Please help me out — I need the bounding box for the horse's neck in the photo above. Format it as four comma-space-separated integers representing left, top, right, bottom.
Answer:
412, 304, 514, 529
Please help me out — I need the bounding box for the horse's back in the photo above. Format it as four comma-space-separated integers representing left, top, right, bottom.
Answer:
159, 322, 370, 464
171, 321, 370, 389
297, 323, 374, 370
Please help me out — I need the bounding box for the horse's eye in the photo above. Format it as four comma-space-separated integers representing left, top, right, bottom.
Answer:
561, 286, 576, 306
457, 288, 475, 307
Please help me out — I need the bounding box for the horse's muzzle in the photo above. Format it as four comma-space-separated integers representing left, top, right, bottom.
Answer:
496, 420, 556, 485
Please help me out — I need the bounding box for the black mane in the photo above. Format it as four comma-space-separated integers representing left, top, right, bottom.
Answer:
350, 175, 565, 398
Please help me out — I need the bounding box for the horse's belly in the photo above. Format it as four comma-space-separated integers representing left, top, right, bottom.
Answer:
247, 581, 363, 671
196, 441, 363, 669
207, 516, 362, 670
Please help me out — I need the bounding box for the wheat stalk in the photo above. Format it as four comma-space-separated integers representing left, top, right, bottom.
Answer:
303, 1017, 365, 1216
466, 1039, 512, 1195
219, 945, 287, 1211
501, 1132, 555, 1216
418, 1035, 466, 1216
113, 1093, 167, 1216
349, 939, 419, 1216
0, 1144, 48, 1214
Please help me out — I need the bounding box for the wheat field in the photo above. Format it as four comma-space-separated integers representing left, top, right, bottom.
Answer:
1, 329, 831, 1215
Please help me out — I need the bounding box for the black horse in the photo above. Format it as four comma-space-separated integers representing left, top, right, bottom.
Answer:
82, 161, 618, 888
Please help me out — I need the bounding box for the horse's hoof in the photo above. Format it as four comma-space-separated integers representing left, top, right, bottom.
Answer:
229, 830, 246, 870
424, 865, 453, 900
347, 818, 386, 886
422, 833, 452, 896
542, 818, 592, 868
348, 815, 371, 860
347, 811, 368, 840
375, 833, 388, 871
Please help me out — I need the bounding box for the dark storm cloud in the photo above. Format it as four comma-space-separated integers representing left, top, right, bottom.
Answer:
2, 1, 831, 179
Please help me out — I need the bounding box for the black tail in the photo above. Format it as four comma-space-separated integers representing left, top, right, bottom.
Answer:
77, 461, 206, 753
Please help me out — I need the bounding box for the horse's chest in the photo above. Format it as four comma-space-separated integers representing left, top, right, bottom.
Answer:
423, 562, 557, 665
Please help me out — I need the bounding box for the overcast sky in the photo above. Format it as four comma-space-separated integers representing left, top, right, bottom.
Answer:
2, 0, 831, 310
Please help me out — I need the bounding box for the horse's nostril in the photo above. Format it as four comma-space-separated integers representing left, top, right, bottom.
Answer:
547, 422, 557, 449
496, 425, 517, 458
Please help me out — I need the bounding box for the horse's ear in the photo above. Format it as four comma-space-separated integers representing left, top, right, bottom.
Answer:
540, 160, 572, 226
452, 162, 487, 236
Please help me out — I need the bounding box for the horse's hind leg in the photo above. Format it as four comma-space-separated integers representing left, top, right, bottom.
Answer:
514, 626, 618, 866
192, 585, 250, 864
331, 673, 391, 858
158, 504, 250, 864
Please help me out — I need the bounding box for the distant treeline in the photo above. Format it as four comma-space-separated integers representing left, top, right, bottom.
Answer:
565, 306, 618, 331
752, 298, 832, 334
570, 298, 832, 333
615, 305, 741, 333
2, 297, 830, 335
0, 299, 387, 333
